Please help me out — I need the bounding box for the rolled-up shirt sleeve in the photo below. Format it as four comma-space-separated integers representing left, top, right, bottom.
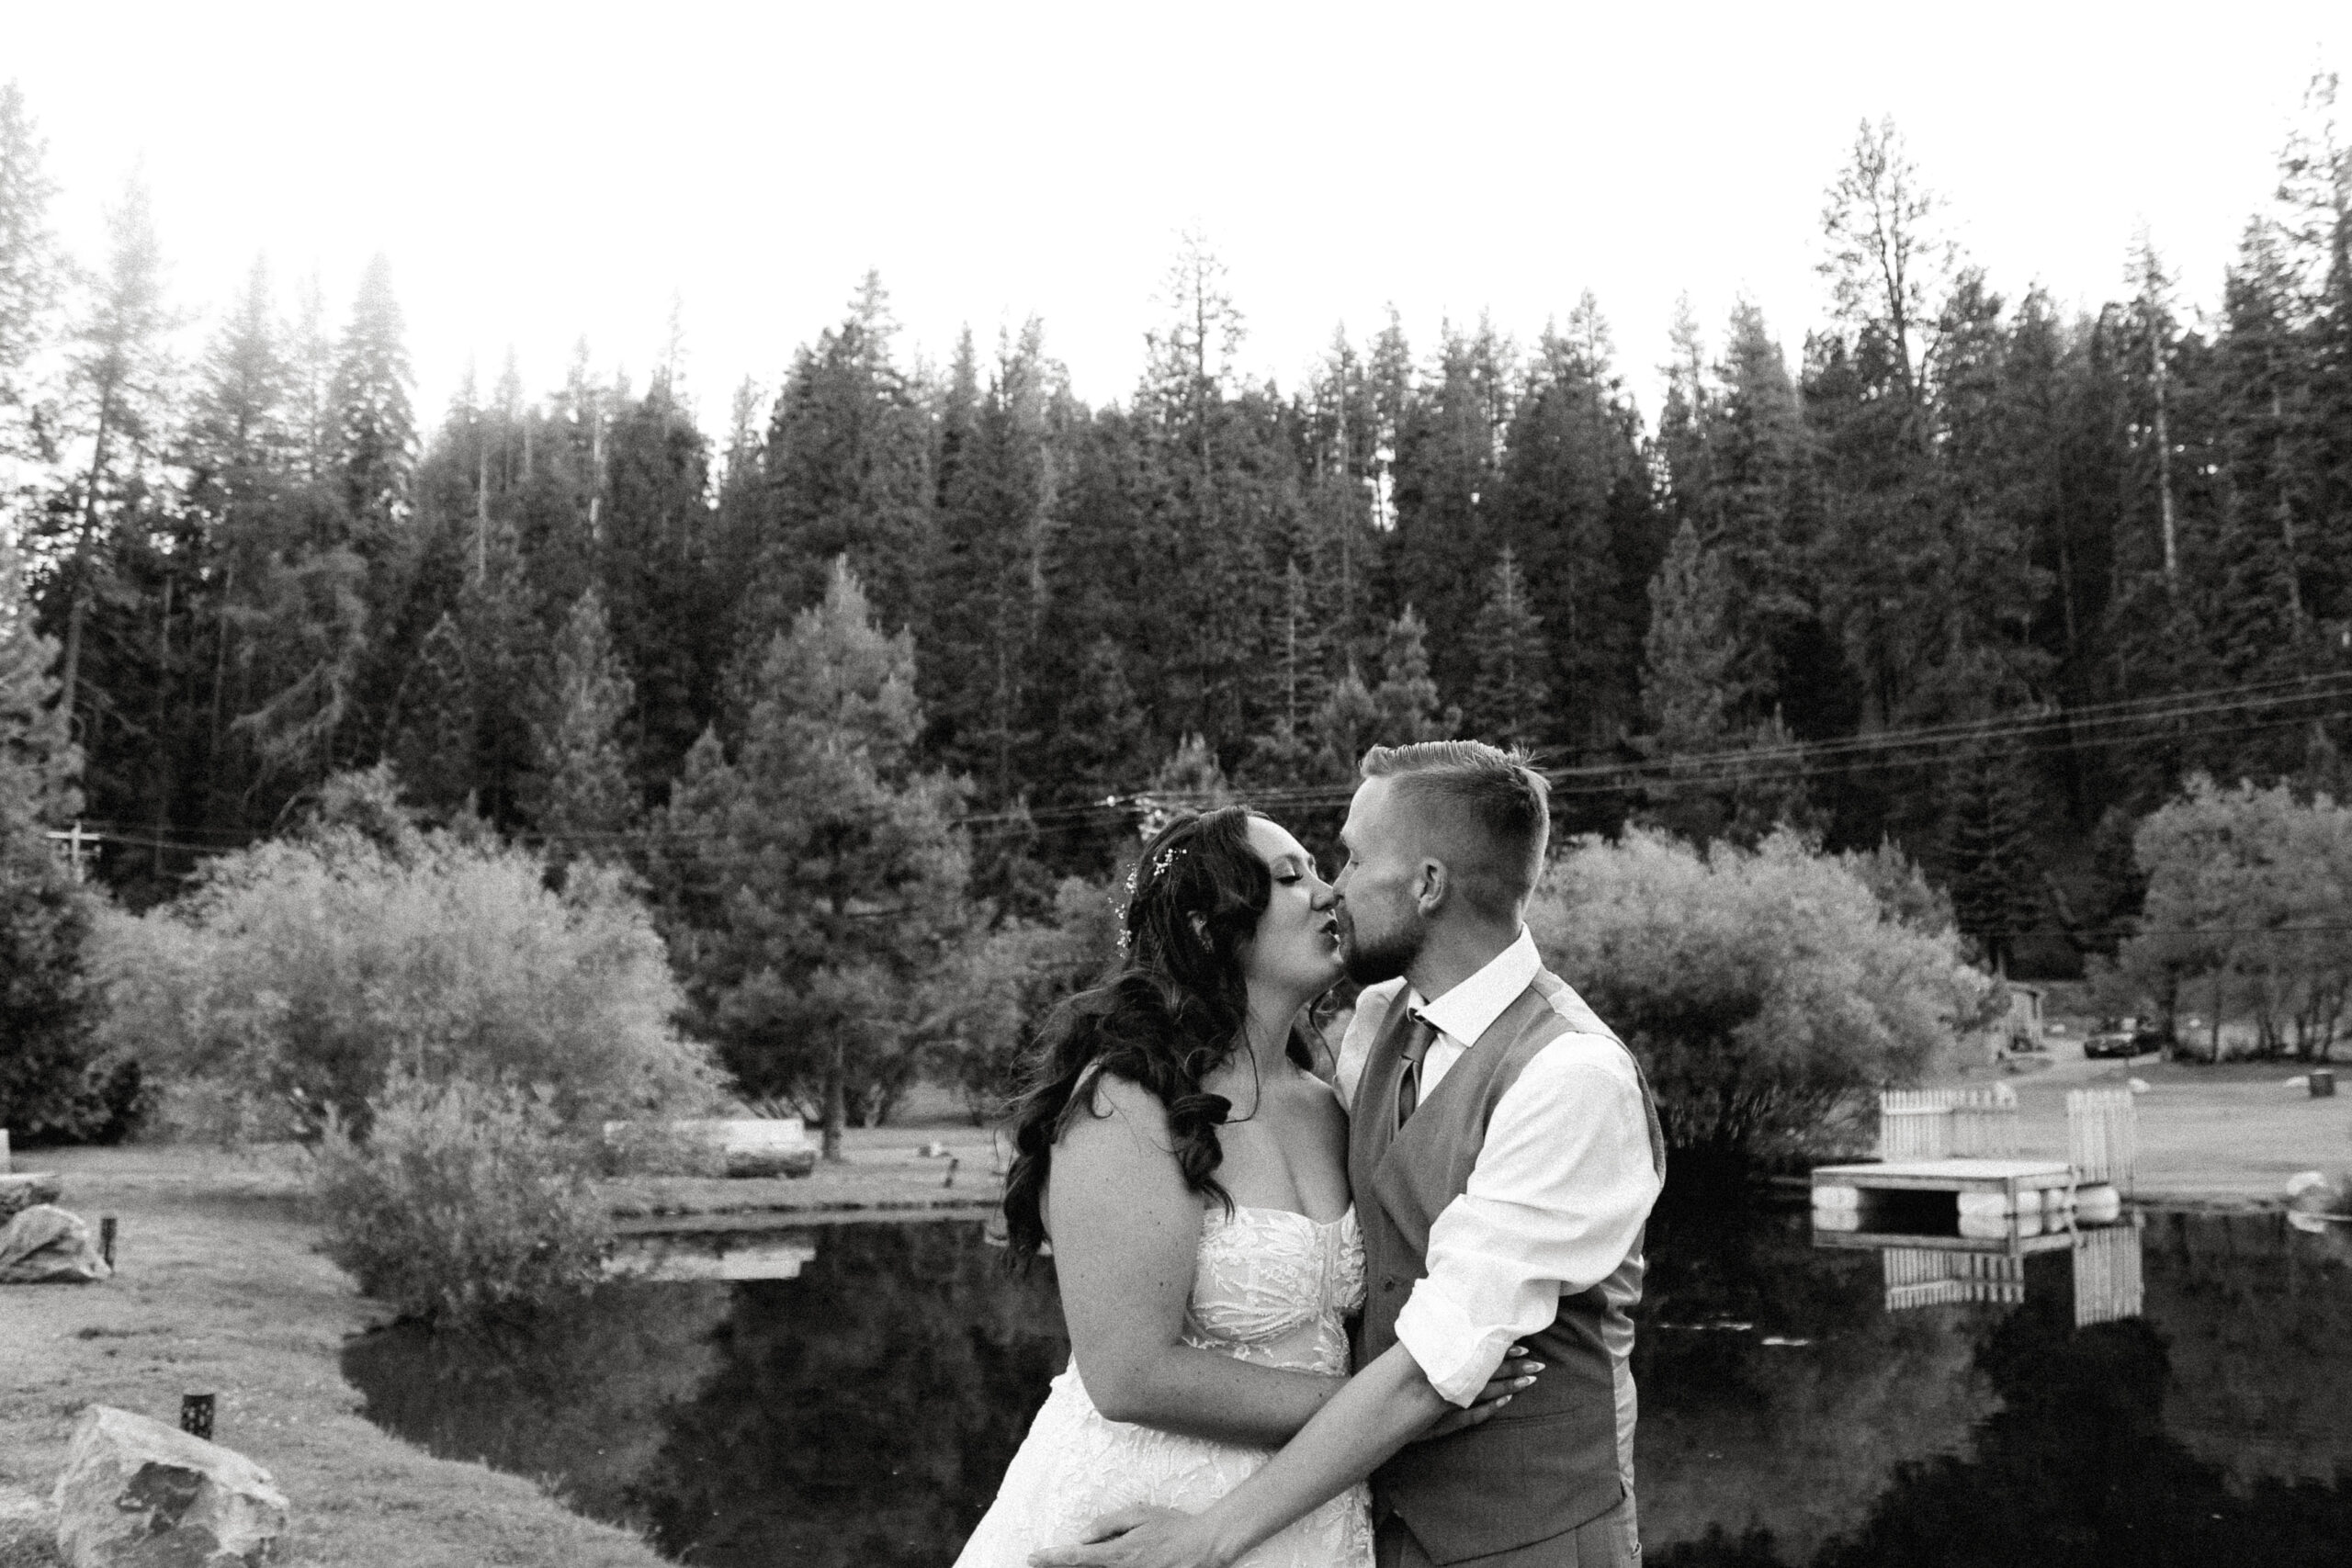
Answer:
1393, 1037, 1663, 1406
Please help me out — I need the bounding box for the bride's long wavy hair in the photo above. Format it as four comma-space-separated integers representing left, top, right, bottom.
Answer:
1000, 805, 1318, 1264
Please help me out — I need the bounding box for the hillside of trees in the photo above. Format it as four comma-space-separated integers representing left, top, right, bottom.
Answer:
4, 78, 2350, 986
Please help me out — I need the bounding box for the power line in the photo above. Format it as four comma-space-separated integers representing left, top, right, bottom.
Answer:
75, 672, 2352, 859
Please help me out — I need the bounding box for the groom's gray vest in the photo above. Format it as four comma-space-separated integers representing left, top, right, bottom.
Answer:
1349, 972, 1665, 1562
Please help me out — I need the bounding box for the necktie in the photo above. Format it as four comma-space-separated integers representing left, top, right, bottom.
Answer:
1396, 1014, 1438, 1129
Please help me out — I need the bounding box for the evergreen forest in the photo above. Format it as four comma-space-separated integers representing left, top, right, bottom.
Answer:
6, 79, 2352, 992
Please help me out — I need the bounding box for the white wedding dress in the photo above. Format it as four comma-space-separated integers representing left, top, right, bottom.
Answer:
955, 1204, 1375, 1568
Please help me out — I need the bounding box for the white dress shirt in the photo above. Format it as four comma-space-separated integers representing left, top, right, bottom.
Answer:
1335, 928, 1662, 1407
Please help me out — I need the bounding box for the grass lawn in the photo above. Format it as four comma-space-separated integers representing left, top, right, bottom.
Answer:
0, 1145, 671, 1568
0, 1124, 1015, 1568
1942, 1046, 2352, 1204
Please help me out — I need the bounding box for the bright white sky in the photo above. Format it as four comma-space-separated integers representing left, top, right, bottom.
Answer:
6, 0, 2347, 437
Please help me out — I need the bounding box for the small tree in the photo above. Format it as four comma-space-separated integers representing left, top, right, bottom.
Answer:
530, 587, 637, 873
1470, 547, 1548, 748
2120, 777, 2352, 1061
0, 534, 108, 1141
1372, 606, 1458, 744
653, 558, 971, 1157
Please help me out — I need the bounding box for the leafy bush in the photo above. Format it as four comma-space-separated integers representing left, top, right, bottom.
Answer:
94, 802, 721, 1138
940, 876, 1122, 1121
1530, 828, 1995, 1163
313, 1075, 612, 1321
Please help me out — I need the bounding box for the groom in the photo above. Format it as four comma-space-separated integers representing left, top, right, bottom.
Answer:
1039, 740, 1666, 1568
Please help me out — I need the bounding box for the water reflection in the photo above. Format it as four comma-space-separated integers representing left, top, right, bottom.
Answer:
1811, 1212, 2147, 1326
342, 1206, 2352, 1568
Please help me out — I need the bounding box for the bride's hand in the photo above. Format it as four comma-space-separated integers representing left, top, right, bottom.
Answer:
1408, 1344, 1541, 1443
1030, 1504, 1221, 1568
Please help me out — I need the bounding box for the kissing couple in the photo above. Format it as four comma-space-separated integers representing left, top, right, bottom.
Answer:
955, 740, 1667, 1568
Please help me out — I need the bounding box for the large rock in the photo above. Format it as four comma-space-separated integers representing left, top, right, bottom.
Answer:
0, 1205, 109, 1284
0, 1170, 63, 1220
52, 1406, 288, 1567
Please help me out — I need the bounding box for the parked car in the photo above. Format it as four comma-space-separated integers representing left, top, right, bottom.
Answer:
2084, 1016, 2168, 1058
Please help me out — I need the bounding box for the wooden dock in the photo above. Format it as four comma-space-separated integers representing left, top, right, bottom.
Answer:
1813, 1156, 2077, 1201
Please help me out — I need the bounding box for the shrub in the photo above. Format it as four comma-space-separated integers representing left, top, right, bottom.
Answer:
939, 876, 1121, 1122
1530, 828, 1995, 1163
313, 1075, 612, 1322
93, 806, 721, 1138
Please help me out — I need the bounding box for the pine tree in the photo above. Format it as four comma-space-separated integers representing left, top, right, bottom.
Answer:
530, 587, 636, 872
1470, 547, 1548, 748
0, 529, 99, 1138
1641, 522, 1732, 745
384, 612, 474, 815
1943, 744, 2043, 975
1310, 663, 1383, 782
601, 378, 724, 790
751, 272, 933, 633
1372, 607, 1457, 745
924, 321, 1049, 801
1243, 558, 1329, 787
288, 271, 334, 487
330, 252, 415, 535
1707, 300, 1815, 720
652, 558, 968, 1157
1386, 318, 1510, 702
0, 81, 59, 476
1495, 314, 1653, 750
0, 532, 77, 823
1638, 521, 1735, 842
53, 175, 172, 731
1141, 733, 1234, 837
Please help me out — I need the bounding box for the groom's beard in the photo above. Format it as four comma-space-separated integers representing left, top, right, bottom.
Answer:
1340, 909, 1425, 987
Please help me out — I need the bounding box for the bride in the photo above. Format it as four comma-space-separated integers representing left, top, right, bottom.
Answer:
955, 806, 1526, 1568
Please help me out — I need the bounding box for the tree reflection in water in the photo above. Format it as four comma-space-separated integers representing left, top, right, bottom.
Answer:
344, 1220, 1066, 1566
341, 1209, 2351, 1567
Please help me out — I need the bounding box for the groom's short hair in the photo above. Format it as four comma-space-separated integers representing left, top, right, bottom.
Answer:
1359, 741, 1551, 921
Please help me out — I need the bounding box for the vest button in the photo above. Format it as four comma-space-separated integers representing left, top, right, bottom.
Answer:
1384, 1277, 1397, 1292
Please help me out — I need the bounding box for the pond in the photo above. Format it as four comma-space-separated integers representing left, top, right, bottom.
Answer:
341, 1202, 2352, 1568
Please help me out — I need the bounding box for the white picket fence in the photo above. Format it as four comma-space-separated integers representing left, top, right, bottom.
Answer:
1877, 1088, 2020, 1159
2066, 1089, 2137, 1192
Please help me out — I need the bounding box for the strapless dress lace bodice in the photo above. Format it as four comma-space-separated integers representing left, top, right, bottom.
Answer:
954, 1205, 1374, 1568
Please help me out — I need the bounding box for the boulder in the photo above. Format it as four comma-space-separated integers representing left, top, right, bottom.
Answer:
0, 1171, 63, 1220
52, 1405, 288, 1567
0, 1204, 109, 1284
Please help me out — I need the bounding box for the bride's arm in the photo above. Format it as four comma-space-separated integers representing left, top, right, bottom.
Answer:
1046, 1074, 1342, 1448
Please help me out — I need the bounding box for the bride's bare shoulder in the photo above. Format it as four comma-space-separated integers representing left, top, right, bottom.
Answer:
1058, 1068, 1175, 1145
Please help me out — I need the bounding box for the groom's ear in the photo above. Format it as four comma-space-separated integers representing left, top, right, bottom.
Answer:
1414, 858, 1450, 915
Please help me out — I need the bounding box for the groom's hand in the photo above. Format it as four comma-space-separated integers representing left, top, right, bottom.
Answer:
1028, 1505, 1227, 1568
1409, 1344, 1541, 1443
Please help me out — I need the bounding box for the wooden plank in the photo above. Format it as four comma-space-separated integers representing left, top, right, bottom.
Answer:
1814, 1227, 2082, 1256
1814, 1161, 2073, 1195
